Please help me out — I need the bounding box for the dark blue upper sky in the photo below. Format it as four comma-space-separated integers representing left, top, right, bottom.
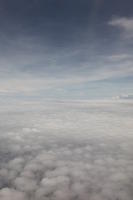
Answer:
0, 0, 133, 100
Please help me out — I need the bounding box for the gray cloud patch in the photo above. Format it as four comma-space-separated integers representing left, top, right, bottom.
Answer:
0, 101, 133, 200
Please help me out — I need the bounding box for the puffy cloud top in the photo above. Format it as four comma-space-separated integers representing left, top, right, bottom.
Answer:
0, 101, 133, 200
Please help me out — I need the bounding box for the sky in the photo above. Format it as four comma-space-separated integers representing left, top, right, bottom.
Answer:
1, 2, 133, 199
0, 0, 133, 100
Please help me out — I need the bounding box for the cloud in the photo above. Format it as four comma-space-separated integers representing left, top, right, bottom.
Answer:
0, 58, 133, 97
0, 33, 133, 98
0, 188, 27, 200
105, 54, 131, 62
113, 94, 133, 100
109, 17, 133, 39
0, 101, 133, 199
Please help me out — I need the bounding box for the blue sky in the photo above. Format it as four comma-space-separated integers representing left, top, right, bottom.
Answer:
0, 0, 133, 100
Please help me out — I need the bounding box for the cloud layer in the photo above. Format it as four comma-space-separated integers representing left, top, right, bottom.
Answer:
0, 101, 133, 200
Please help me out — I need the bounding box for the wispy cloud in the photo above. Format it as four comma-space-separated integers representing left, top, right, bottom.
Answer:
0, 34, 133, 97
109, 17, 133, 39
113, 93, 133, 100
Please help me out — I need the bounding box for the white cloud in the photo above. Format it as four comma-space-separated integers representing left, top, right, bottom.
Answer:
0, 101, 133, 199
109, 17, 133, 38
105, 54, 131, 62
0, 188, 27, 200
0, 35, 133, 97
14, 177, 37, 193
